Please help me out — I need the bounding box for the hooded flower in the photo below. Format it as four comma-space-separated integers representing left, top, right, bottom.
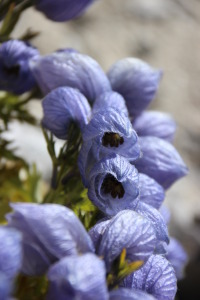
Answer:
35, 0, 97, 22
30, 50, 111, 100
42, 86, 91, 139
78, 107, 140, 185
0, 40, 39, 94
87, 155, 139, 216
47, 253, 108, 300
122, 254, 177, 300
7, 203, 94, 275
107, 58, 162, 119
90, 210, 157, 271
133, 111, 176, 143
92, 91, 129, 117
134, 137, 188, 189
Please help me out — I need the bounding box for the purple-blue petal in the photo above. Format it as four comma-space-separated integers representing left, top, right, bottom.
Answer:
0, 40, 39, 94
89, 219, 111, 249
133, 111, 176, 142
30, 51, 111, 100
109, 288, 156, 300
97, 210, 157, 270
139, 173, 165, 209
135, 137, 188, 189
7, 203, 94, 275
166, 237, 188, 279
123, 254, 177, 300
88, 155, 139, 216
47, 253, 109, 300
0, 227, 22, 279
82, 108, 141, 162
35, 0, 96, 22
42, 87, 91, 139
0, 272, 12, 300
93, 91, 129, 116
107, 58, 162, 118
159, 205, 171, 225
136, 202, 169, 244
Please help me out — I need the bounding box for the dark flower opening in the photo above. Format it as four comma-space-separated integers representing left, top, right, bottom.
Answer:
102, 132, 124, 147
101, 174, 125, 199
3, 64, 20, 77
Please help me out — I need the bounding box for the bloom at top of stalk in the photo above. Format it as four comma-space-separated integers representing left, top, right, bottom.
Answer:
30, 50, 111, 101
7, 203, 94, 275
92, 210, 157, 271
87, 154, 139, 216
107, 58, 162, 119
82, 107, 140, 162
35, 0, 97, 22
47, 253, 108, 300
133, 111, 176, 143
165, 237, 188, 279
135, 136, 188, 189
0, 40, 39, 94
122, 254, 177, 300
92, 91, 129, 117
42, 86, 91, 139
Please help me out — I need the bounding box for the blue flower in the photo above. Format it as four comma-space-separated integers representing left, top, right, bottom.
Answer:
134, 137, 188, 189
0, 226, 22, 300
165, 237, 188, 279
47, 253, 109, 300
35, 0, 97, 22
90, 210, 157, 271
133, 111, 176, 142
78, 107, 140, 184
87, 155, 139, 216
0, 40, 39, 94
109, 288, 156, 300
42, 87, 91, 139
7, 203, 94, 275
92, 91, 129, 117
122, 254, 177, 300
30, 50, 111, 100
139, 173, 165, 209
107, 58, 162, 119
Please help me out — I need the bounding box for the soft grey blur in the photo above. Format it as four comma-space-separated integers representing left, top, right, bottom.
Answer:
10, 1, 200, 294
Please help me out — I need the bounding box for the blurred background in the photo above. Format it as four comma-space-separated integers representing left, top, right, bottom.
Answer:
8, 0, 200, 298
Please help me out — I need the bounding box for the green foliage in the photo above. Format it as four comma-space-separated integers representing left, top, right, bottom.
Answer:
0, 92, 36, 129
16, 274, 48, 300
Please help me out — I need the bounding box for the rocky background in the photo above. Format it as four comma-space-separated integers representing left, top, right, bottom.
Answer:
9, 0, 200, 298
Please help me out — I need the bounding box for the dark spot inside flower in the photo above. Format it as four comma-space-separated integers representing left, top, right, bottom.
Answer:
3, 65, 20, 77
102, 132, 124, 148
101, 174, 125, 199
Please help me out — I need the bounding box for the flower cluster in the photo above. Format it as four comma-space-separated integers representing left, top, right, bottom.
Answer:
0, 2, 188, 295
0, 45, 188, 299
